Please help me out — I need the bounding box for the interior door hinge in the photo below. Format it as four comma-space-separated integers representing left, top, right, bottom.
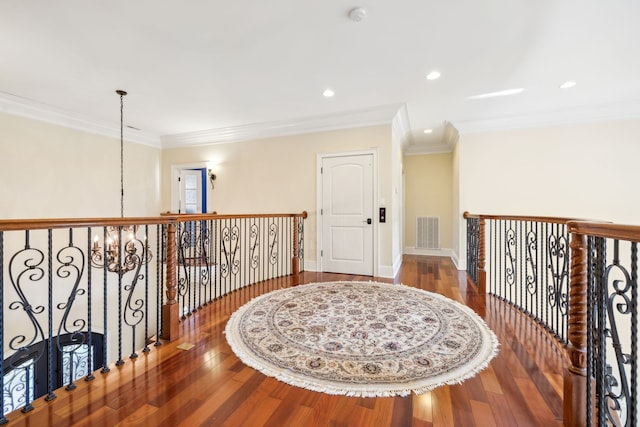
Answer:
321, 167, 323, 174
321, 208, 323, 215
321, 250, 323, 257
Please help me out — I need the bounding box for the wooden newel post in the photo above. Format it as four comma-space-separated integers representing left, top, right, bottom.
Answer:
564, 229, 588, 427
161, 221, 180, 341
478, 217, 487, 294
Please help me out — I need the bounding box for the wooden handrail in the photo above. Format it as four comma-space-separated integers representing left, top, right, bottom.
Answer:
568, 220, 640, 241
0, 212, 309, 232
0, 216, 178, 231
161, 212, 308, 221
463, 211, 583, 225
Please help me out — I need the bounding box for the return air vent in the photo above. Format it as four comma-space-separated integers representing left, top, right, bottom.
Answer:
416, 216, 440, 249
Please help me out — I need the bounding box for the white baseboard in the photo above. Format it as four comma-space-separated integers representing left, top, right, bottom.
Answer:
304, 259, 397, 279
377, 265, 395, 279
404, 247, 453, 258
392, 252, 403, 278
451, 251, 466, 270
403, 247, 468, 271
303, 260, 318, 272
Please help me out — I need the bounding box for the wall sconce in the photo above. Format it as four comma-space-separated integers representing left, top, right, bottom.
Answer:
208, 169, 216, 189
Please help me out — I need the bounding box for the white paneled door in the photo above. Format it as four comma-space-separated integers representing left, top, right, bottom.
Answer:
321, 154, 374, 275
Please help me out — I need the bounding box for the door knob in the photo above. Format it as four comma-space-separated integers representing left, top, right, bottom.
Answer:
365, 218, 372, 225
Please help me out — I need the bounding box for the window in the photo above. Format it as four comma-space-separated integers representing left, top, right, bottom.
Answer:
2, 333, 103, 414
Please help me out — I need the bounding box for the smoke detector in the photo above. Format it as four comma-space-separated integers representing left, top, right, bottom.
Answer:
348, 7, 367, 22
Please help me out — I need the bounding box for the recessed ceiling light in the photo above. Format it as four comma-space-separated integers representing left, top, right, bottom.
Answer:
560, 81, 576, 89
423, 129, 433, 134
467, 88, 524, 100
323, 89, 335, 97
426, 71, 441, 80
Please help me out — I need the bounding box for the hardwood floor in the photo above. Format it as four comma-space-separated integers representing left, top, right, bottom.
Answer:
5, 256, 567, 426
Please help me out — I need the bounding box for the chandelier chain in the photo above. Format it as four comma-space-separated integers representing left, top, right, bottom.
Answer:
119, 91, 124, 218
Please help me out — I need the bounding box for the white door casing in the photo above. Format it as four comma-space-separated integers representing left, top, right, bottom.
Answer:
180, 169, 203, 214
170, 162, 208, 214
319, 153, 375, 276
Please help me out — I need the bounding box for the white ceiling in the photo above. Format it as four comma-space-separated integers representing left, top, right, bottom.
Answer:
1, 1, 639, 151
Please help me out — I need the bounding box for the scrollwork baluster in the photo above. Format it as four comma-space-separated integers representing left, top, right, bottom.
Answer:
55, 228, 87, 390
269, 221, 279, 268
123, 251, 144, 359
8, 231, 47, 412
177, 222, 191, 319
525, 226, 538, 317
250, 222, 260, 283
599, 239, 633, 426
505, 223, 517, 303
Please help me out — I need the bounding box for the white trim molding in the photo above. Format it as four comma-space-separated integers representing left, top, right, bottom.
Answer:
450, 251, 465, 271
404, 247, 455, 258
303, 260, 318, 272
404, 247, 466, 271
392, 252, 403, 279
0, 91, 162, 148
404, 121, 459, 156
377, 265, 396, 279
170, 161, 210, 213
162, 104, 403, 148
455, 100, 640, 135
392, 103, 413, 151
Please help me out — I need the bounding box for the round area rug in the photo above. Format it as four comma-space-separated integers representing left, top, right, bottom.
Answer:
224, 281, 499, 397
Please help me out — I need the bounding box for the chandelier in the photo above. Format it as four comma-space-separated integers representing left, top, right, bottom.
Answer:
90, 90, 152, 276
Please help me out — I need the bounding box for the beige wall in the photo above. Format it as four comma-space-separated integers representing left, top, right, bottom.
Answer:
161, 125, 397, 274
0, 112, 161, 219
403, 153, 453, 251
454, 118, 640, 267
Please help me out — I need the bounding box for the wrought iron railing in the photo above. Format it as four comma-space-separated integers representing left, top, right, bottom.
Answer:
464, 213, 639, 426
571, 222, 639, 427
0, 218, 167, 422
171, 213, 306, 319
0, 211, 306, 423
464, 213, 571, 343
466, 217, 479, 287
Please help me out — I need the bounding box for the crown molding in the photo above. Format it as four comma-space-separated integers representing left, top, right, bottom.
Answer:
455, 99, 640, 135
391, 104, 413, 149
403, 144, 455, 156
403, 121, 458, 156
0, 91, 162, 148
161, 104, 403, 148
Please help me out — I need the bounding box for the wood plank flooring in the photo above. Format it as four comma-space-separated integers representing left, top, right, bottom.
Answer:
4, 256, 567, 426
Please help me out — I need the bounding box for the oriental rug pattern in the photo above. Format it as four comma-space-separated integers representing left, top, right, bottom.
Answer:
224, 281, 498, 397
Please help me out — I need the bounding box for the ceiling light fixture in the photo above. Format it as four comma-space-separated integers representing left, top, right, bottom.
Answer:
423, 129, 433, 134
90, 90, 153, 276
467, 88, 524, 100
426, 71, 441, 81
560, 81, 576, 89
323, 89, 335, 98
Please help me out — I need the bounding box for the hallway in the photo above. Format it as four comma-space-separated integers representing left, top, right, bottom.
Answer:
5, 256, 565, 426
